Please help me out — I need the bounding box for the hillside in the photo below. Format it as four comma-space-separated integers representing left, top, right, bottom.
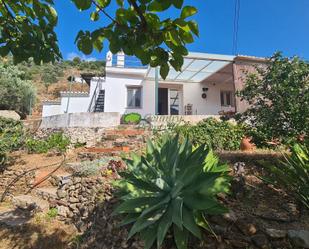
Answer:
0, 57, 105, 118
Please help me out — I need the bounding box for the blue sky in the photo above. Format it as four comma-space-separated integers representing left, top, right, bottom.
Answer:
55, 0, 309, 61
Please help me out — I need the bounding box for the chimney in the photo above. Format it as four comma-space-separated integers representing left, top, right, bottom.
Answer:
106, 51, 113, 67
116, 51, 125, 67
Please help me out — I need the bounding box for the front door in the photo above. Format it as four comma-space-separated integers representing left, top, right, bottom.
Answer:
170, 89, 180, 115
158, 88, 168, 115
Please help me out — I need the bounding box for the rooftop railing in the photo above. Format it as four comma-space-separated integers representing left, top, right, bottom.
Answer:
111, 55, 148, 69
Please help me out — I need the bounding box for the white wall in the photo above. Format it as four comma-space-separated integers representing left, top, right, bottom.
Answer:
41, 112, 120, 128
183, 81, 235, 115
42, 104, 62, 117
104, 75, 155, 116
60, 96, 91, 113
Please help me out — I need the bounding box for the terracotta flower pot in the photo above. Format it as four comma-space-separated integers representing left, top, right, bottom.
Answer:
240, 137, 256, 151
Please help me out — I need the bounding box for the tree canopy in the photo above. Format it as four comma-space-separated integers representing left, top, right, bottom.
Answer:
0, 59, 36, 116
237, 52, 309, 145
0, 0, 199, 79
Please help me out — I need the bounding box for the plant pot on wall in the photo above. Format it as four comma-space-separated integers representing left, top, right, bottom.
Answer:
240, 137, 256, 151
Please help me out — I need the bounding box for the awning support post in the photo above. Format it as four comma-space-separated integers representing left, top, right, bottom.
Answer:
155, 67, 159, 115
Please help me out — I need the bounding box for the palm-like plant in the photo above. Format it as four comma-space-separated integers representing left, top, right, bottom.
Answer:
114, 135, 231, 249
262, 144, 309, 209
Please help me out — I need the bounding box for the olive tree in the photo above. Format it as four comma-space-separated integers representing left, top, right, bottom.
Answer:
0, 0, 199, 79
237, 52, 309, 145
0, 60, 36, 115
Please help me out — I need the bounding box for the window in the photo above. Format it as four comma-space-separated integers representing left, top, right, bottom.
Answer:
127, 87, 142, 108
220, 91, 234, 107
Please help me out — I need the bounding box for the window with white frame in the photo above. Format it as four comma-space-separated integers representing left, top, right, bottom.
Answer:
127, 86, 142, 108
220, 91, 234, 107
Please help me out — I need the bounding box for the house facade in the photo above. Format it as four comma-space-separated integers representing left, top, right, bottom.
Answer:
42, 51, 264, 118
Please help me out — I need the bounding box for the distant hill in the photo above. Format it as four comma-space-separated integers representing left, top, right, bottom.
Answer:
1, 57, 105, 117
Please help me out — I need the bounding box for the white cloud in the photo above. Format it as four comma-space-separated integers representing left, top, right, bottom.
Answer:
66, 52, 97, 62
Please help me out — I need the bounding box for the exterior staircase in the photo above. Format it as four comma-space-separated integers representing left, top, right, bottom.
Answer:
94, 90, 105, 112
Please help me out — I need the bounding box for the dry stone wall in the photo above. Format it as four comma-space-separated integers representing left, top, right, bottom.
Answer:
0, 167, 35, 199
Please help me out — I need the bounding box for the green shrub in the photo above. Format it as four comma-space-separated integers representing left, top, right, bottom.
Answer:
262, 144, 309, 209
0, 117, 25, 152
114, 135, 231, 249
25, 132, 70, 154
46, 208, 58, 219
237, 53, 309, 146
25, 138, 49, 153
174, 118, 246, 151
123, 113, 141, 124
46, 132, 70, 153
70, 158, 113, 177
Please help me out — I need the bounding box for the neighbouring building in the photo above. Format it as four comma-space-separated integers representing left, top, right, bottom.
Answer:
42, 51, 265, 118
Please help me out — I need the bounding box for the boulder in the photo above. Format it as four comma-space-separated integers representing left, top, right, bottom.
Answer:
0, 110, 20, 120
288, 230, 309, 248
265, 228, 287, 239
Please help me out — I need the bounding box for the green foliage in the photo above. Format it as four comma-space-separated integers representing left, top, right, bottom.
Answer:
237, 52, 309, 146
0, 117, 25, 152
0, 0, 61, 64
46, 207, 58, 219
0, 60, 36, 115
73, 0, 199, 79
25, 138, 49, 154
123, 113, 142, 124
171, 118, 246, 151
0, 117, 25, 168
1, 1, 198, 79
114, 135, 231, 249
261, 144, 309, 209
40, 63, 65, 89
70, 158, 114, 177
25, 132, 70, 154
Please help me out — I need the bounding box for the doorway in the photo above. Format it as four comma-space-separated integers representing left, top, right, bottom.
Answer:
158, 88, 168, 115
158, 88, 181, 115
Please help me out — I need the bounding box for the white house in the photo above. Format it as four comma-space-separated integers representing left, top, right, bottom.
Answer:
42, 51, 263, 118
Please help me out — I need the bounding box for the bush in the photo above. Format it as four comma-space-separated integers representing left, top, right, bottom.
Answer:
0, 117, 25, 152
261, 144, 309, 209
237, 52, 309, 146
0, 61, 36, 115
123, 113, 141, 124
114, 135, 231, 249
173, 118, 246, 151
26, 132, 70, 154
70, 158, 112, 177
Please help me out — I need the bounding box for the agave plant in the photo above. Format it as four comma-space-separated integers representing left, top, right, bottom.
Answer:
114, 135, 231, 249
262, 144, 309, 209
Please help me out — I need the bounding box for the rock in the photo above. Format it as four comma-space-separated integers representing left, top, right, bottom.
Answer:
236, 219, 257, 235
251, 234, 269, 249
265, 228, 287, 239
288, 230, 309, 248
69, 197, 79, 203
57, 206, 69, 217
223, 210, 237, 223
12, 195, 49, 212
283, 202, 299, 217
228, 240, 249, 248
0, 209, 31, 227
56, 189, 67, 199
0, 110, 20, 120
233, 162, 245, 176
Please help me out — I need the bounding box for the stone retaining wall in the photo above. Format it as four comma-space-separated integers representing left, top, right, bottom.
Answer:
0, 167, 35, 199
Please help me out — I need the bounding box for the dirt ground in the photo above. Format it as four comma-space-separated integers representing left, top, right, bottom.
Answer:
1, 151, 308, 249
0, 215, 77, 249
